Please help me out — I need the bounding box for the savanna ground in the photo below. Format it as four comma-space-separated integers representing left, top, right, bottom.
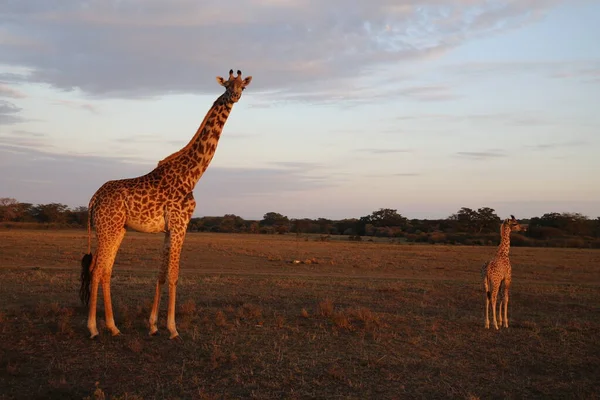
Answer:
0, 230, 599, 400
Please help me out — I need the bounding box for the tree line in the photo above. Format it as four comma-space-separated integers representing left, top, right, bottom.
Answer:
1, 198, 599, 248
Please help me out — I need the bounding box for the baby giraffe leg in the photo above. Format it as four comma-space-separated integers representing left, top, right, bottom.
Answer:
502, 283, 510, 328
490, 287, 500, 330
497, 281, 504, 327
484, 277, 490, 329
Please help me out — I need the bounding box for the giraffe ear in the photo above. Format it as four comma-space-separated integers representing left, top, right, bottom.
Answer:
242, 76, 252, 86
216, 76, 227, 86
510, 215, 516, 220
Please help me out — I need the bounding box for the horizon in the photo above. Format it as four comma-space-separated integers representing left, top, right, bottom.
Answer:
1, 1, 599, 220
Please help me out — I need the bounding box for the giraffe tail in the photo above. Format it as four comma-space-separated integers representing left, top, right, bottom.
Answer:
80, 195, 96, 306
79, 253, 93, 306
482, 263, 491, 300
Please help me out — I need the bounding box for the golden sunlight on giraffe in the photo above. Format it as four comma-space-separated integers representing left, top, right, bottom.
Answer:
79, 70, 252, 340
481, 215, 524, 330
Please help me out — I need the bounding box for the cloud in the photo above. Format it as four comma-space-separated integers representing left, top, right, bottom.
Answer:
0, 83, 26, 98
393, 172, 421, 177
525, 140, 588, 151
52, 99, 97, 113
396, 112, 551, 126
0, 100, 24, 124
268, 161, 323, 170
396, 85, 459, 101
359, 148, 413, 154
455, 150, 507, 159
0, 141, 334, 209
0, 0, 569, 100
551, 67, 600, 83
364, 172, 421, 178
11, 129, 45, 137
446, 60, 600, 83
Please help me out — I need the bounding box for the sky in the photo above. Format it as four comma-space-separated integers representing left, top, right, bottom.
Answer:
0, 0, 599, 220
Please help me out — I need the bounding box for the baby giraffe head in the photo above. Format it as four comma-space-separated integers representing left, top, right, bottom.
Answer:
503, 215, 522, 233
216, 69, 252, 103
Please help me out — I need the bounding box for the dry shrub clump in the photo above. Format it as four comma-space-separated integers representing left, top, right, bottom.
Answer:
331, 311, 351, 329
349, 307, 381, 330
214, 310, 227, 327
317, 298, 334, 317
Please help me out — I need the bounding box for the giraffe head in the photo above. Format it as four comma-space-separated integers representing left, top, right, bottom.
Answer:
502, 215, 523, 234
216, 69, 252, 103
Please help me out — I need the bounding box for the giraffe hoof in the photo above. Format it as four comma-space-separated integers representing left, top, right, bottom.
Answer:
89, 333, 99, 340
149, 330, 159, 336
111, 330, 121, 337
169, 333, 181, 341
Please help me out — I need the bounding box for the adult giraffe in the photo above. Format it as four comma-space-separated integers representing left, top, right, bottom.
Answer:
80, 70, 252, 339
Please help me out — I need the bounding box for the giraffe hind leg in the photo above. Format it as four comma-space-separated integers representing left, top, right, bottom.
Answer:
497, 281, 504, 327
490, 287, 500, 330
502, 284, 510, 328
87, 227, 125, 338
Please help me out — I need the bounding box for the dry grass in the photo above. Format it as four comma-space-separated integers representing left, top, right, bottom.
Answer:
0, 230, 599, 399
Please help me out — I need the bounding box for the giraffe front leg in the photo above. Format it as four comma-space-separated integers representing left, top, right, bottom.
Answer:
167, 275, 180, 340
496, 289, 503, 328
164, 228, 186, 340
165, 194, 195, 340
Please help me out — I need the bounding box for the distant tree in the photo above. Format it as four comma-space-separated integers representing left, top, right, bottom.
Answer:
67, 206, 88, 226
249, 221, 260, 234
529, 212, 591, 237
261, 212, 289, 234
316, 218, 335, 234
31, 203, 70, 223
292, 218, 311, 235
219, 214, 246, 233
475, 207, 501, 233
593, 217, 600, 238
261, 212, 288, 226
448, 207, 478, 233
361, 208, 407, 228
335, 218, 358, 235
0, 198, 20, 222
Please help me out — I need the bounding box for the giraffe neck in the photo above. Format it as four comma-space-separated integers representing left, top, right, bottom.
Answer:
156, 94, 234, 190
496, 224, 511, 257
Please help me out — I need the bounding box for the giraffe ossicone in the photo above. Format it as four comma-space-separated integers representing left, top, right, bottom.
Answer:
481, 215, 523, 330
80, 69, 252, 340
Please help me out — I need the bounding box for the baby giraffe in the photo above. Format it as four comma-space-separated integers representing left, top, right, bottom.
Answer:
481, 215, 523, 329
